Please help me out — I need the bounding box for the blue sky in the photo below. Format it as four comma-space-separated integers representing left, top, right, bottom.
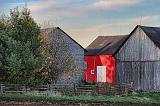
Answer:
0, 0, 160, 47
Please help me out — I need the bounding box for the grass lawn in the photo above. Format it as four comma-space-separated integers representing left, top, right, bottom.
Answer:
0, 92, 160, 104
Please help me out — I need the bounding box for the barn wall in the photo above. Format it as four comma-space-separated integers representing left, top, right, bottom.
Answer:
115, 27, 160, 91
84, 56, 95, 83
84, 55, 116, 83
48, 28, 84, 85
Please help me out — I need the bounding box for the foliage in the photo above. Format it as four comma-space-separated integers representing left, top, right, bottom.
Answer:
0, 6, 78, 86
0, 6, 47, 86
40, 28, 78, 84
49, 30, 76, 83
38, 29, 53, 83
0, 30, 9, 80
6, 7, 41, 54
0, 14, 9, 29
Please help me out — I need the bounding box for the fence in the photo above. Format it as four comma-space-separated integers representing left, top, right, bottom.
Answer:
0, 83, 134, 96
0, 84, 97, 96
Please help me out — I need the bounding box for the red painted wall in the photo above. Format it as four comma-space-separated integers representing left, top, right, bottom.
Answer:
84, 55, 116, 83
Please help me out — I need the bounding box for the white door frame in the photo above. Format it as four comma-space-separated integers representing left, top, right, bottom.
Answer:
97, 66, 106, 82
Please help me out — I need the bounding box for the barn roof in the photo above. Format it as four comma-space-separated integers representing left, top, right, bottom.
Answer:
85, 35, 128, 55
140, 25, 160, 48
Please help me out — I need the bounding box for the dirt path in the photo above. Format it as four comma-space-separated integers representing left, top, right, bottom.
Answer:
0, 100, 159, 106
0, 101, 52, 106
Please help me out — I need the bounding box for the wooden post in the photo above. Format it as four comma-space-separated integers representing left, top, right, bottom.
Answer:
74, 84, 76, 96
48, 84, 51, 96
0, 84, 3, 93
24, 85, 27, 93
96, 84, 99, 96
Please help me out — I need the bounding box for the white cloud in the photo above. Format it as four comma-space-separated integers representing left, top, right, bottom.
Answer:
1, 0, 143, 18
27, 0, 59, 11
91, 0, 142, 10
26, 0, 143, 18
27, 0, 75, 12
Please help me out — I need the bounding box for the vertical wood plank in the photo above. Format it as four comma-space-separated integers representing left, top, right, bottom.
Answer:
116, 27, 160, 91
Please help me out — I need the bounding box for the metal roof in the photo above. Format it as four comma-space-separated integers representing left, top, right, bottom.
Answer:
85, 35, 128, 55
140, 25, 160, 48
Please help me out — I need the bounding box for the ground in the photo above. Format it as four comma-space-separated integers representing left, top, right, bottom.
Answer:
0, 92, 160, 106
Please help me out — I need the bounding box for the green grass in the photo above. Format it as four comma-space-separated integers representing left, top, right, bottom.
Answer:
0, 92, 160, 104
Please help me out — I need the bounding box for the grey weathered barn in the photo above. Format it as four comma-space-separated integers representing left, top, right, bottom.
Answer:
85, 25, 160, 91
115, 25, 160, 91
43, 27, 85, 85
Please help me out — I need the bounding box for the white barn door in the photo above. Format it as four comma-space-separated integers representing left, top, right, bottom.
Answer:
97, 66, 106, 82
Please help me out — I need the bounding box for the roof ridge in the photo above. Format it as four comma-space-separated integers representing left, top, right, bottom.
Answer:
98, 35, 128, 37
138, 25, 160, 29
56, 27, 87, 51
42, 27, 86, 51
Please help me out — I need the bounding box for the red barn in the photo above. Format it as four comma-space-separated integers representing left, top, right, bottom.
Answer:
84, 36, 128, 83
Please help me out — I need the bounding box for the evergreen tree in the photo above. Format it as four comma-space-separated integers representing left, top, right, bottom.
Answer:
7, 7, 41, 54
0, 30, 8, 81
0, 7, 47, 85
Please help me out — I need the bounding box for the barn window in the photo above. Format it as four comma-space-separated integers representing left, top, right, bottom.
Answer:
91, 70, 94, 74
84, 61, 87, 69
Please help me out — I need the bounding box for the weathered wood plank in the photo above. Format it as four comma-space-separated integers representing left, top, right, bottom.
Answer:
116, 27, 160, 91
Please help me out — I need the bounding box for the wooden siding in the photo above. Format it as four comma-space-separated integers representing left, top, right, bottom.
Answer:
48, 28, 84, 85
116, 27, 160, 91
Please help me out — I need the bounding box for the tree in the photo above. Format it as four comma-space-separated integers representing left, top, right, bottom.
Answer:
0, 7, 47, 86
0, 30, 9, 81
7, 7, 41, 54
41, 28, 78, 84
